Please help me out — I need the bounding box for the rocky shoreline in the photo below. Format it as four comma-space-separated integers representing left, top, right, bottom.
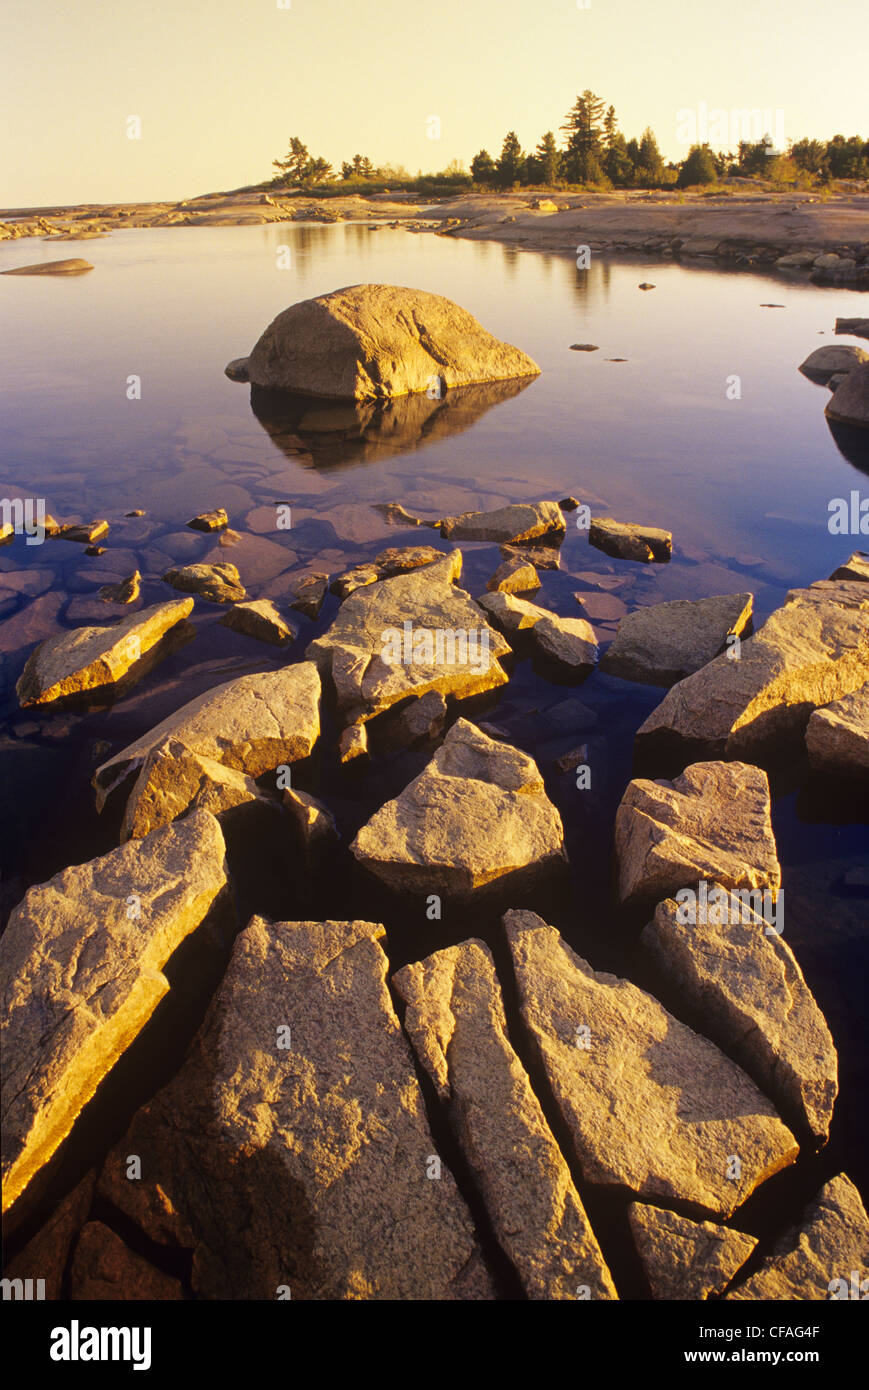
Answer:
2, 187, 868, 284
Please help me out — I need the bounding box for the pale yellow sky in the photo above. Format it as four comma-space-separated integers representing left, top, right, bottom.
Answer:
2, 0, 867, 207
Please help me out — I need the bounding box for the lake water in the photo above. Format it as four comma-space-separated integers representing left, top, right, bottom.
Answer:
1, 222, 867, 1275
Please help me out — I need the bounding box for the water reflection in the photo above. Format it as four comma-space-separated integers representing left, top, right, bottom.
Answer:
249, 376, 536, 470
827, 420, 869, 477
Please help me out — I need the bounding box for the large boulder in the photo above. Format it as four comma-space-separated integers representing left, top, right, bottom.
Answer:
246, 284, 540, 400
16, 599, 193, 708
96, 916, 494, 1300
440, 501, 564, 543
600, 593, 753, 686
729, 1174, 869, 1300
93, 662, 320, 810
308, 553, 509, 726
350, 719, 565, 898
825, 361, 869, 427
615, 762, 780, 909
1, 812, 230, 1213
635, 580, 869, 762
588, 518, 672, 563
503, 910, 798, 1218
628, 1203, 756, 1300
394, 940, 617, 1300
830, 551, 869, 582
805, 684, 869, 777
640, 893, 837, 1140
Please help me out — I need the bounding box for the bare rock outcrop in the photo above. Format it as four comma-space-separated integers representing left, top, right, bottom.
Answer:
729, 1174, 869, 1300
628, 1203, 756, 1300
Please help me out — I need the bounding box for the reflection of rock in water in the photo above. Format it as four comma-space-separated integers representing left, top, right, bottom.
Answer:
250, 378, 534, 471
827, 419, 869, 477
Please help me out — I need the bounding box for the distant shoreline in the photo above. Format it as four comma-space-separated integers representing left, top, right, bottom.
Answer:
2, 187, 867, 284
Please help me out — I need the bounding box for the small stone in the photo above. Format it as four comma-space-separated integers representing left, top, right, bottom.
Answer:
219, 599, 295, 646
224, 357, 250, 382
638, 283, 656, 290
98, 571, 140, 605
339, 723, 368, 763
124, 509, 146, 517
187, 509, 229, 532
559, 497, 581, 510
570, 343, 599, 351
574, 591, 629, 623
487, 558, 540, 593
283, 787, 339, 855
829, 551, 869, 582
588, 517, 672, 563
372, 545, 444, 576
55, 520, 109, 545
162, 562, 245, 604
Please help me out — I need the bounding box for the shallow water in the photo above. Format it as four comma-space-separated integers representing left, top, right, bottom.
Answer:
1, 223, 867, 1269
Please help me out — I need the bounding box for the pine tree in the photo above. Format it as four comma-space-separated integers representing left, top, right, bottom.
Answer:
561, 91, 606, 182
470, 149, 497, 185
534, 132, 562, 186
635, 127, 665, 186
272, 136, 310, 183
496, 131, 525, 187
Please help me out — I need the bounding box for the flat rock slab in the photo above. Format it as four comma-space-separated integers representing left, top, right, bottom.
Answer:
121, 737, 275, 841
636, 580, 869, 761
615, 761, 780, 909
308, 553, 510, 726
1, 258, 93, 275
503, 910, 798, 1218
835, 317, 869, 341
730, 1174, 869, 1300
601, 593, 753, 687
394, 940, 617, 1300
219, 599, 295, 646
16, 599, 193, 708
1, 812, 229, 1213
825, 361, 869, 427
187, 509, 228, 532
93, 662, 320, 809
640, 894, 837, 1140
163, 562, 245, 604
351, 718, 565, 898
70, 1221, 184, 1300
97, 916, 494, 1300
806, 684, 869, 778
589, 518, 672, 563
440, 501, 565, 543
629, 1203, 756, 1300
246, 283, 540, 399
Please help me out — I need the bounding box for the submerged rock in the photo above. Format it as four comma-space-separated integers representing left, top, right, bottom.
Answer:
1, 258, 93, 276
219, 599, 295, 646
245, 283, 540, 400
636, 580, 869, 762
93, 662, 320, 809
97, 916, 494, 1300
1, 812, 229, 1213
628, 1204, 756, 1300
640, 893, 837, 1140
308, 553, 509, 726
351, 719, 565, 898
280, 571, 329, 618
162, 562, 246, 604
589, 518, 672, 563
394, 940, 617, 1300
601, 593, 753, 686
729, 1174, 869, 1300
16, 598, 193, 708
503, 910, 797, 1218
615, 761, 780, 909
806, 684, 869, 777
440, 500, 565, 544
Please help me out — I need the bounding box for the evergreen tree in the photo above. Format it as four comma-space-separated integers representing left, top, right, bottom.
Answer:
635, 127, 665, 185
272, 136, 310, 183
534, 131, 562, 185
603, 132, 634, 186
677, 144, 718, 187
470, 149, 497, 185
496, 131, 525, 186
561, 90, 606, 182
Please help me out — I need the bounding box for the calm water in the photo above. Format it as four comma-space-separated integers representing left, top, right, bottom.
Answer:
1, 223, 867, 1256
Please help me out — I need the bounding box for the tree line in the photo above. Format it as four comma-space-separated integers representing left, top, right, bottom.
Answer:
270, 95, 867, 192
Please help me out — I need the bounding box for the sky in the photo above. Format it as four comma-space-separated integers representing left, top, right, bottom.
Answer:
2, 0, 867, 207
